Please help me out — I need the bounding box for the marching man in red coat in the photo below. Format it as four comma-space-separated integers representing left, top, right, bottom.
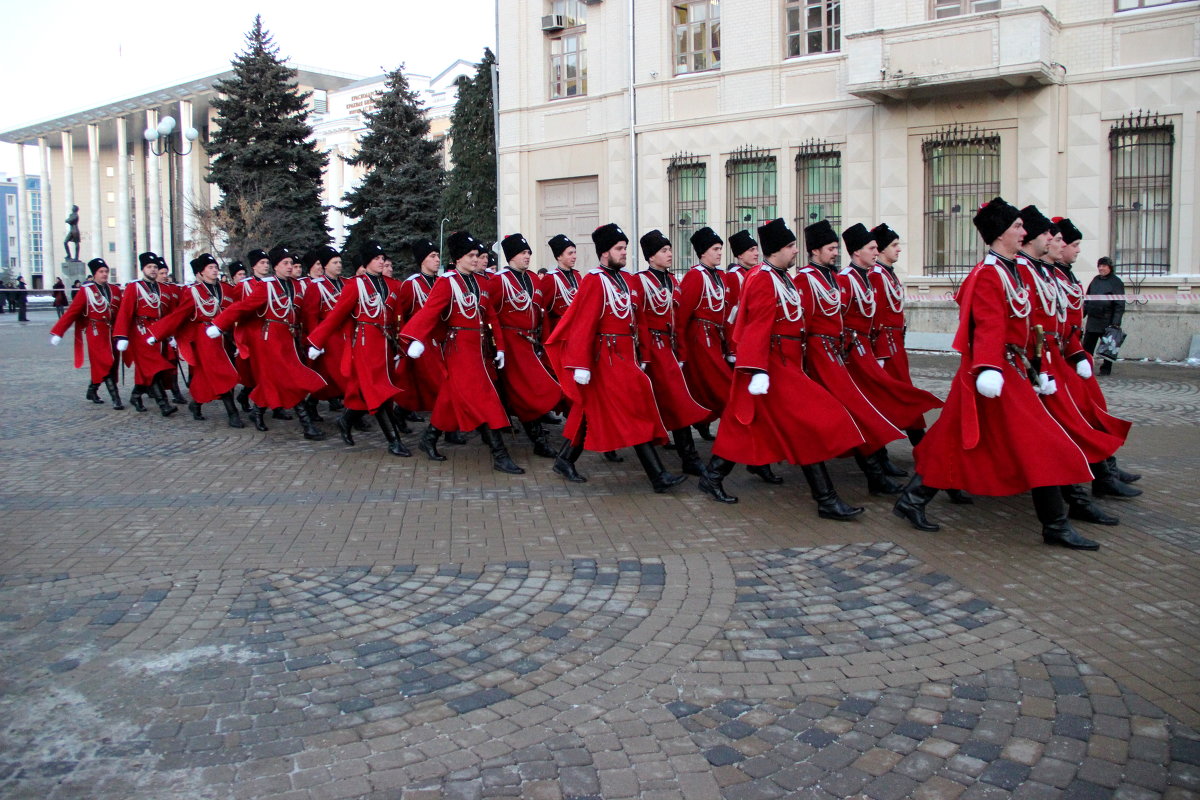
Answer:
677, 227, 735, 447
543, 234, 580, 337
544, 223, 685, 493
708, 219, 866, 518
401, 231, 524, 474
155, 257, 188, 406
228, 249, 271, 413
893, 197, 1099, 550
114, 252, 179, 416
394, 239, 447, 419
722, 229, 761, 325
50, 257, 125, 409
635, 230, 719, 486
307, 241, 411, 457
302, 246, 351, 416
496, 233, 563, 457
208, 245, 327, 439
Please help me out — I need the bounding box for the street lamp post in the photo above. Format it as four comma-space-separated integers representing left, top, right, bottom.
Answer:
144, 115, 199, 280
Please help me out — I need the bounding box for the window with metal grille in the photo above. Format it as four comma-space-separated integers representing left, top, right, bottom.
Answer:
931, 0, 1001, 19
668, 154, 708, 262
1116, 0, 1191, 9
673, 1, 721, 75
785, 0, 840, 57
548, 2, 587, 100
795, 142, 841, 233
922, 125, 1000, 277
1109, 112, 1173, 277
725, 147, 777, 241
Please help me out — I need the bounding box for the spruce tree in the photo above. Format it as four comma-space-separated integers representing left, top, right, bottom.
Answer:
341, 64, 446, 267
206, 16, 329, 256
443, 49, 497, 242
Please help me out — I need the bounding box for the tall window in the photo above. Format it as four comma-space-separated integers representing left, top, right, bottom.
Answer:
1109, 112, 1173, 277
726, 146, 777, 240
795, 141, 841, 232
668, 154, 708, 262
922, 125, 1000, 277
931, 0, 1001, 18
673, 1, 721, 75
785, 0, 840, 57
548, 1, 587, 100
1116, 0, 1191, 8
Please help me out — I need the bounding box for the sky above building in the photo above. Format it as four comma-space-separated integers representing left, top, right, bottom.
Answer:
0, 0, 497, 175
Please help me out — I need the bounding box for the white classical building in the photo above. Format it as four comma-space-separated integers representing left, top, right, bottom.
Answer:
0, 60, 473, 287
497, 0, 1200, 358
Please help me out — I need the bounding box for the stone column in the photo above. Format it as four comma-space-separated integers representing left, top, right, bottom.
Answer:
88, 124, 102, 261
146, 109, 163, 256
116, 117, 133, 283
179, 99, 195, 281
60, 130, 75, 223
38, 137, 55, 286
16, 143, 30, 282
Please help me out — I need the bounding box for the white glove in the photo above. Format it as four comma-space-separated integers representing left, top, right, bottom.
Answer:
677, 360, 685, 369
1076, 360, 1093, 379
205, 325, 222, 339
877, 358, 886, 368
146, 335, 157, 345
573, 368, 591, 385
975, 370, 1003, 398
307, 346, 323, 360
726, 354, 736, 364
115, 338, 129, 352
1036, 373, 1057, 396
494, 351, 505, 370
748, 373, 769, 395
407, 340, 425, 359
639, 361, 648, 371
168, 337, 177, 348
49, 334, 62, 346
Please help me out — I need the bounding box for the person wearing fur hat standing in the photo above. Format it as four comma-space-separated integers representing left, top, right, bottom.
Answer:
892, 198, 1100, 550
676, 227, 735, 448
49, 257, 125, 410
401, 231, 524, 474
208, 245, 328, 440
113, 252, 179, 417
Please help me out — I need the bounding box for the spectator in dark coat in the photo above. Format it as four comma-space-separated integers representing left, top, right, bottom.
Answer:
53, 277, 68, 318
1084, 257, 1125, 375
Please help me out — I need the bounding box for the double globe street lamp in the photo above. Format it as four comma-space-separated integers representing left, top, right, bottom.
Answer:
144, 116, 201, 278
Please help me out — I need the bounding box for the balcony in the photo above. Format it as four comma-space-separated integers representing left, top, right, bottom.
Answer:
845, 7, 1061, 102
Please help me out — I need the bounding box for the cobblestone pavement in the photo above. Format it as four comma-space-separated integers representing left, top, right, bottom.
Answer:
1, 310, 1197, 799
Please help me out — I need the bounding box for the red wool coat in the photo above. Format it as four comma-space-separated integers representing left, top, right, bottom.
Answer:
868, 262, 916, 383
713, 266, 865, 467
543, 267, 581, 337
212, 277, 327, 410
634, 269, 710, 431
393, 273, 446, 413
796, 264, 904, 454
302, 276, 349, 400
148, 281, 239, 404
50, 282, 122, 383
677, 265, 734, 419
400, 270, 509, 432
227, 278, 260, 389
114, 279, 176, 384
545, 267, 668, 452
914, 253, 1093, 495
492, 269, 562, 422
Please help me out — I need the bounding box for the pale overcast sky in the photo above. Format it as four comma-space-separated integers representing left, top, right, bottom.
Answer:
0, 0, 497, 175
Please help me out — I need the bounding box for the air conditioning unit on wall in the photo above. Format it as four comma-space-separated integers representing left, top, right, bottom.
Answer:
542, 15, 566, 32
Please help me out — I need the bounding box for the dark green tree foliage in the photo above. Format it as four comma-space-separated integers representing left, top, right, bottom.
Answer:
206, 16, 329, 256
443, 49, 497, 242
342, 64, 446, 266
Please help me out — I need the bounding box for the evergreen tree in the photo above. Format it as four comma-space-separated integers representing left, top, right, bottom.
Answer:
443, 49, 497, 242
341, 64, 446, 267
205, 16, 329, 256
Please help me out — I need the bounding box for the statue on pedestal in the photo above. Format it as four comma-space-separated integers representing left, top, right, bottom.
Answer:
64, 205, 81, 261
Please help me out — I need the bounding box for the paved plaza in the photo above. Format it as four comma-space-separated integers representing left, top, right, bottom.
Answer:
1, 309, 1197, 800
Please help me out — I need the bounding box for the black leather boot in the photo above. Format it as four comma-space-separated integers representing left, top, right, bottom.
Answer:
603, 450, 624, 462
1062, 484, 1119, 526
86, 383, 104, 404
1107, 455, 1141, 484
879, 446, 909, 478
483, 427, 524, 474
906, 428, 926, 447
129, 385, 147, 413
295, 403, 325, 440
148, 380, 177, 416
220, 392, 245, 428
187, 400, 206, 420
103, 377, 124, 410
1091, 460, 1142, 499
892, 474, 940, 531
376, 406, 412, 457
305, 397, 324, 422
801, 462, 864, 521
406, 409, 425, 422
699, 456, 738, 504
632, 442, 686, 493
946, 489, 974, 504
854, 450, 903, 495
746, 464, 783, 484
390, 405, 411, 434
522, 420, 557, 458
352, 411, 372, 432
1034, 485, 1099, 550
444, 430, 467, 445
327, 396, 345, 412
236, 385, 252, 412
272, 407, 294, 420
673, 427, 706, 476
419, 425, 447, 461
168, 373, 186, 404
693, 421, 715, 441
553, 438, 587, 482
248, 403, 268, 431
337, 409, 365, 446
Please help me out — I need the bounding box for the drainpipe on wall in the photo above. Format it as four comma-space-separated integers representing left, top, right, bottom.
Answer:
628, 0, 638, 270
493, 0, 502, 242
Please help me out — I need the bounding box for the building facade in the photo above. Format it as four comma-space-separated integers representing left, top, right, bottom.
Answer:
497, 0, 1200, 359
0, 176, 17, 279
0, 174, 46, 285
